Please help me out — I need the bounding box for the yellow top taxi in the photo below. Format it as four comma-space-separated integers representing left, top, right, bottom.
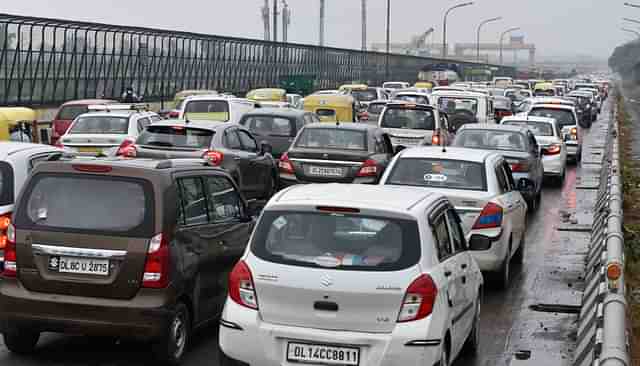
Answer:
246, 88, 287, 103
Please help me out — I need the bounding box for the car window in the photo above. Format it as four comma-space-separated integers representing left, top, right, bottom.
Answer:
374, 135, 387, 154
178, 177, 208, 226
502, 163, 516, 190
68, 116, 130, 134
454, 130, 527, 152
243, 116, 294, 137
385, 158, 487, 191
204, 176, 242, 222
529, 108, 576, 128
56, 105, 89, 120
137, 126, 214, 149
495, 164, 509, 193
446, 209, 466, 254
380, 107, 436, 130
224, 129, 243, 150
150, 115, 163, 122
433, 214, 453, 262
528, 133, 538, 154
137, 117, 151, 132
28, 153, 54, 172
184, 100, 230, 122
296, 128, 367, 151
238, 130, 258, 153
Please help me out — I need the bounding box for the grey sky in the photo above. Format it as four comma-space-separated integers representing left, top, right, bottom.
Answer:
1, 0, 629, 59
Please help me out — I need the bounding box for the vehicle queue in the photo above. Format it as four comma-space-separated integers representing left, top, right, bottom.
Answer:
0, 76, 610, 366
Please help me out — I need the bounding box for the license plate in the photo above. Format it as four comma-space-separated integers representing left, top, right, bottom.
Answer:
307, 165, 344, 177
48, 256, 110, 276
393, 138, 419, 146
77, 147, 101, 153
287, 342, 360, 366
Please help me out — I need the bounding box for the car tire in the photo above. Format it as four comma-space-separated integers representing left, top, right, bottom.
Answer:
514, 236, 525, 265
462, 296, 481, 355
3, 329, 40, 354
440, 338, 450, 366
153, 302, 191, 366
498, 243, 511, 290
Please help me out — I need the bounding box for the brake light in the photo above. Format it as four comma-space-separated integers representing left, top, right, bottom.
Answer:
0, 213, 11, 250
202, 150, 224, 166
359, 111, 369, 121
229, 260, 258, 310
543, 144, 562, 155
356, 159, 378, 177
279, 152, 295, 174
168, 111, 180, 118
142, 233, 170, 289
472, 202, 504, 230
116, 138, 137, 157
431, 133, 441, 146
3, 223, 16, 278
508, 160, 530, 172
72, 164, 113, 173
397, 274, 438, 322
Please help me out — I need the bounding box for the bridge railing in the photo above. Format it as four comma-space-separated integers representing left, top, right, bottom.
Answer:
0, 13, 514, 106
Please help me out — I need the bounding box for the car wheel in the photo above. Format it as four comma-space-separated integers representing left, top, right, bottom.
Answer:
440, 338, 450, 366
498, 244, 511, 290
462, 297, 481, 355
153, 303, 191, 366
3, 329, 40, 354
514, 235, 525, 265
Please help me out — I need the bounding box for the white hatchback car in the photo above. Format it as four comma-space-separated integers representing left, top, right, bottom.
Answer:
380, 147, 529, 289
501, 116, 568, 184
219, 184, 483, 366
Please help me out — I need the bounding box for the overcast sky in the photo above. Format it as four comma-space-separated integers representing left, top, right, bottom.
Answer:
1, 0, 630, 59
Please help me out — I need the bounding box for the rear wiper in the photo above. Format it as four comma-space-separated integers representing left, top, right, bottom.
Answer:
145, 141, 175, 147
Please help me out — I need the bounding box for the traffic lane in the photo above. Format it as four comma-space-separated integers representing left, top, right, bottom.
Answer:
0, 169, 580, 366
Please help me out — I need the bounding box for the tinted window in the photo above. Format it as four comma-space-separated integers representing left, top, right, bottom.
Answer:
57, 105, 89, 120
438, 97, 479, 115
295, 128, 367, 151
529, 108, 576, 127
380, 108, 435, 130
238, 130, 258, 152
351, 89, 378, 102
368, 103, 386, 114
224, 129, 242, 149
454, 130, 527, 152
204, 176, 242, 222
68, 116, 129, 134
433, 215, 452, 261
251, 211, 420, 271
502, 121, 554, 137
242, 116, 294, 136
184, 100, 230, 122
385, 158, 487, 191
21, 175, 151, 235
179, 178, 208, 226
0, 162, 14, 206
137, 125, 214, 149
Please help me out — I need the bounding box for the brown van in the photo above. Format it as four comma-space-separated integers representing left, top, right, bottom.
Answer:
0, 158, 257, 365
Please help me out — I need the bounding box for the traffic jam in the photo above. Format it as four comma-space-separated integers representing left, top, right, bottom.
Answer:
0, 77, 611, 366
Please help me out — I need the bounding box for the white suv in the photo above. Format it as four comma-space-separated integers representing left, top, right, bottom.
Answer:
219, 184, 483, 366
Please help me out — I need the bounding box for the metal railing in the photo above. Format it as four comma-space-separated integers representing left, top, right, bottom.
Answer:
0, 13, 514, 106
573, 93, 630, 366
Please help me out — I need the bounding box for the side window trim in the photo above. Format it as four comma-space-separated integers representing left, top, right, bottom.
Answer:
445, 208, 467, 254
432, 212, 454, 262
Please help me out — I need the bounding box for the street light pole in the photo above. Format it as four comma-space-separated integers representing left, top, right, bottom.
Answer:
499, 27, 521, 65
622, 27, 640, 38
476, 17, 502, 62
442, 2, 474, 58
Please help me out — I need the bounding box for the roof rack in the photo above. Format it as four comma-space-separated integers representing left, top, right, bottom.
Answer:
87, 103, 149, 113
155, 159, 213, 169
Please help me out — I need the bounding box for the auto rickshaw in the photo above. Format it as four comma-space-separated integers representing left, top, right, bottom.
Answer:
246, 88, 287, 102
303, 95, 360, 122
0, 107, 39, 142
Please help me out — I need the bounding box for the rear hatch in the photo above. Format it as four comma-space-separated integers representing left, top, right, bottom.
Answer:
249, 209, 422, 333
134, 125, 214, 159
13, 167, 156, 300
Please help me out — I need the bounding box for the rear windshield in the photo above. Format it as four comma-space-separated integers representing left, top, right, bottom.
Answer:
68, 116, 129, 134
241, 116, 294, 137
454, 130, 527, 152
17, 174, 153, 236
296, 128, 367, 151
529, 108, 576, 127
184, 100, 230, 122
0, 162, 14, 206
57, 105, 89, 120
394, 94, 429, 105
438, 97, 479, 115
351, 89, 378, 102
137, 125, 214, 149
368, 103, 386, 114
493, 99, 511, 110
385, 158, 487, 191
503, 121, 554, 136
251, 211, 420, 271
380, 108, 435, 130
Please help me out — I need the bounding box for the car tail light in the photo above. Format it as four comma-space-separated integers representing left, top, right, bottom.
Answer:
54, 139, 64, 149
359, 111, 370, 121
0, 213, 11, 250
72, 164, 113, 173
229, 260, 258, 310
356, 159, 378, 177
279, 152, 295, 174
142, 233, 170, 289
202, 150, 224, 166
3, 223, 16, 278
397, 274, 438, 322
543, 144, 562, 155
116, 138, 137, 157
571, 127, 578, 136
431, 133, 441, 146
472, 202, 504, 230
168, 111, 180, 118
508, 160, 530, 172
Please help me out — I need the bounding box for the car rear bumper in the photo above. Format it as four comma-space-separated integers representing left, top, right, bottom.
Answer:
565, 143, 579, 157
219, 299, 441, 366
0, 278, 174, 340
542, 155, 564, 175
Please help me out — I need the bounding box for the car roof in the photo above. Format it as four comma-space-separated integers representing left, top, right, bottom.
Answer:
304, 122, 378, 131
242, 108, 306, 118
81, 110, 150, 118
458, 124, 529, 134
271, 183, 444, 214
397, 146, 499, 163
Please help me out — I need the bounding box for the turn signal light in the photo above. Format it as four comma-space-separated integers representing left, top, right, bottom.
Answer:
397, 274, 438, 322
472, 202, 504, 230
142, 233, 170, 289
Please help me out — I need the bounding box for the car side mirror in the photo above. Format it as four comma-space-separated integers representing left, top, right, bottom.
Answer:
394, 145, 406, 154
517, 178, 535, 193
260, 141, 273, 156
469, 234, 492, 251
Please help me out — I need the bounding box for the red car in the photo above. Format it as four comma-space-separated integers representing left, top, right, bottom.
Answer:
51, 99, 116, 145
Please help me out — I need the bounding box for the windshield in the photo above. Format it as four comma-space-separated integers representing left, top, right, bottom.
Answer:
56, 105, 89, 120
296, 128, 367, 150
438, 97, 479, 115
68, 116, 129, 134
241, 116, 294, 137
250, 211, 420, 271
502, 121, 554, 136
368, 103, 386, 114
380, 108, 435, 130
184, 100, 230, 122
454, 130, 527, 152
137, 125, 214, 148
385, 158, 487, 191
394, 94, 429, 105
351, 89, 378, 102
20, 175, 152, 236
529, 108, 576, 127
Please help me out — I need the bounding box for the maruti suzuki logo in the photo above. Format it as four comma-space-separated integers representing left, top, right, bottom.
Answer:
320, 275, 333, 287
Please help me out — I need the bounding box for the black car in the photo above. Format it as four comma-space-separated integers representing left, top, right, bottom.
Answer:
238, 108, 319, 159
119, 120, 278, 200
279, 122, 396, 186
